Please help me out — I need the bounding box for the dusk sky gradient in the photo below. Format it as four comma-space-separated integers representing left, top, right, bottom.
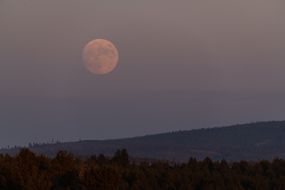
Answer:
1, 0, 285, 146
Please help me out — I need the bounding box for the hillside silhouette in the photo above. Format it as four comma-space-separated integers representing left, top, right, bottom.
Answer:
2, 121, 285, 161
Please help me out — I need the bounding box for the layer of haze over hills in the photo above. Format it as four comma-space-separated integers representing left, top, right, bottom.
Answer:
2, 121, 285, 162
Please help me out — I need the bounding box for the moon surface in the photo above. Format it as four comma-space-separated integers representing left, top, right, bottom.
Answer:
82, 39, 119, 75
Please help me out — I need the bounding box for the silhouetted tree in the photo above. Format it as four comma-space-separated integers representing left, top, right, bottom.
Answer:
112, 149, 129, 166
1, 149, 285, 189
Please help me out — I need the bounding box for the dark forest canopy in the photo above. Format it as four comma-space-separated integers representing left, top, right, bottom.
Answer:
1, 149, 285, 190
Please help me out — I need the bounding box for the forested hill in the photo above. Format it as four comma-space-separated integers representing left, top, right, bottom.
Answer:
2, 121, 285, 161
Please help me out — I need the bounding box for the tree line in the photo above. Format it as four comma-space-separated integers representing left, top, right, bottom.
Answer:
0, 148, 285, 190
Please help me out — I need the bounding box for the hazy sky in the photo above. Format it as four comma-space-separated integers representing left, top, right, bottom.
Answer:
1, 0, 285, 146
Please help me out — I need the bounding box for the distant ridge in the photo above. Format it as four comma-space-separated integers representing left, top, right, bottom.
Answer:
2, 121, 285, 161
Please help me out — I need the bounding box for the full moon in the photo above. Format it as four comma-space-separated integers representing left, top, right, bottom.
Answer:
82, 39, 119, 75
